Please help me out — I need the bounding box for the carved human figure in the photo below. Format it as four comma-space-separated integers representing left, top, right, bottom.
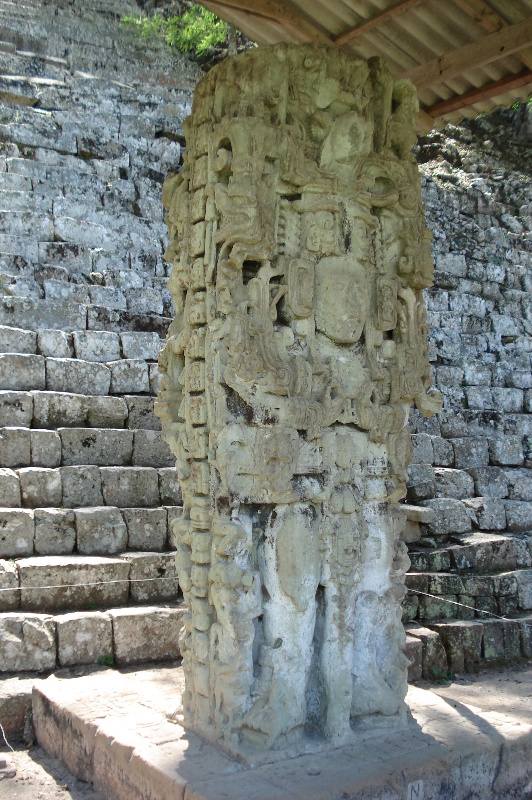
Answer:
156, 44, 441, 756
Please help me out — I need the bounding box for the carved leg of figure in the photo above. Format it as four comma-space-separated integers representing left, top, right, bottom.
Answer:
243, 503, 320, 747
320, 578, 357, 739
351, 501, 409, 719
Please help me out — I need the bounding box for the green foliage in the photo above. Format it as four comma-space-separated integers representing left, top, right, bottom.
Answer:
98, 654, 115, 667
121, 5, 229, 58
431, 667, 455, 685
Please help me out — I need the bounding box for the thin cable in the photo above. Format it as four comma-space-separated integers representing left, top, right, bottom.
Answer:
0, 721, 15, 754
0, 576, 178, 592
408, 588, 511, 621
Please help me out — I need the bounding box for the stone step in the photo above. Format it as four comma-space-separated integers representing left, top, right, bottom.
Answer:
0, 73, 68, 106
404, 566, 532, 623
406, 614, 532, 680
0, 296, 171, 335
0, 271, 42, 298
0, 425, 173, 468
0, 324, 164, 360
0, 49, 70, 80
415, 495, 532, 542
0, 551, 180, 615
0, 603, 184, 672
0, 390, 161, 430
0, 500, 181, 560
0, 461, 180, 512
0, 354, 160, 394
409, 531, 532, 574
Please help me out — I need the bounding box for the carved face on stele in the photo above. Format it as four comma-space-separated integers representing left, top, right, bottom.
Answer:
315, 256, 369, 344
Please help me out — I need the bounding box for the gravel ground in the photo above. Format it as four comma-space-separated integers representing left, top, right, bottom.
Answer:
0, 746, 104, 800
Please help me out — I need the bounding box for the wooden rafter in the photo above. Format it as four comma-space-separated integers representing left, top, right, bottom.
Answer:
333, 0, 425, 47
425, 69, 532, 117
401, 15, 532, 90
452, 0, 504, 32
202, 0, 333, 45
452, 0, 532, 70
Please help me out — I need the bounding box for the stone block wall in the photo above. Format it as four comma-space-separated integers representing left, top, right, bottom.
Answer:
0, 0, 201, 673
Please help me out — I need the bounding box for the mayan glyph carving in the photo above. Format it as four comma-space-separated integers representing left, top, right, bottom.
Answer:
156, 44, 441, 754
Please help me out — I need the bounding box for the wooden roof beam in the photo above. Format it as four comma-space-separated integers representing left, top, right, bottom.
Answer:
401, 14, 532, 89
202, 0, 333, 45
451, 0, 504, 33
334, 0, 426, 47
452, 0, 532, 70
424, 69, 532, 117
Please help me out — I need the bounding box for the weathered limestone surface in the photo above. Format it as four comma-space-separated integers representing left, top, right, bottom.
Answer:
157, 44, 441, 752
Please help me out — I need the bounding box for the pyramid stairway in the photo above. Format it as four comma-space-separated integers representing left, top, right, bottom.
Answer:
0, 0, 201, 682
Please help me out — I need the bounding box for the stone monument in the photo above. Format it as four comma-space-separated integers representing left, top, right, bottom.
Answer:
156, 43, 442, 756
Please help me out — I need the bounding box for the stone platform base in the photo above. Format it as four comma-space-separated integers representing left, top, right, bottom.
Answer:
32, 664, 532, 800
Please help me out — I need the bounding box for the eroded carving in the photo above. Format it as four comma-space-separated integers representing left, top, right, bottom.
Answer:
156, 44, 441, 755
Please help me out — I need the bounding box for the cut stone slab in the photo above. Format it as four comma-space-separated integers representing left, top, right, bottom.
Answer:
73, 330, 121, 362
30, 429, 62, 468
0, 558, 19, 611
59, 428, 133, 466
0, 467, 21, 506
110, 605, 184, 665
133, 429, 173, 467
123, 552, 178, 602
0, 508, 34, 557
34, 508, 76, 555
0, 612, 56, 672
31, 664, 532, 800
46, 358, 111, 396
61, 465, 103, 508
120, 331, 161, 360
0, 426, 31, 467
109, 359, 150, 394
0, 353, 45, 391
87, 395, 128, 428
0, 325, 36, 354
17, 467, 62, 508
0, 390, 33, 427
0, 297, 87, 333
37, 328, 74, 359
158, 467, 182, 505
17, 556, 130, 611
421, 498, 473, 537
406, 625, 448, 680
125, 395, 160, 430
122, 508, 168, 551
74, 507, 127, 555
0, 675, 34, 737
33, 390, 89, 428
56, 610, 113, 667
100, 466, 159, 508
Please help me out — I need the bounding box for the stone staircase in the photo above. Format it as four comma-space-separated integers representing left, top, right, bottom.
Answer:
402, 409, 532, 681
0, 320, 186, 672
0, 0, 202, 682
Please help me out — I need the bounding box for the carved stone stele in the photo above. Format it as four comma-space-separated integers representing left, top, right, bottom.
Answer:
156, 43, 441, 756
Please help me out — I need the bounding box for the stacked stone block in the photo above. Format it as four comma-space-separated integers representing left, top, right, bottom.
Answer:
0, 0, 200, 673
403, 109, 532, 680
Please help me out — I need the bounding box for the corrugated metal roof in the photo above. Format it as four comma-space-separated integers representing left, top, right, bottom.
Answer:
200, 0, 532, 127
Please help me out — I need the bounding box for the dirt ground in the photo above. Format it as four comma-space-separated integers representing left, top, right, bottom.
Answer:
0, 747, 104, 800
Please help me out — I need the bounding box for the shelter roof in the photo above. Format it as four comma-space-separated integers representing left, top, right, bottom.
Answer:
200, 0, 532, 128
